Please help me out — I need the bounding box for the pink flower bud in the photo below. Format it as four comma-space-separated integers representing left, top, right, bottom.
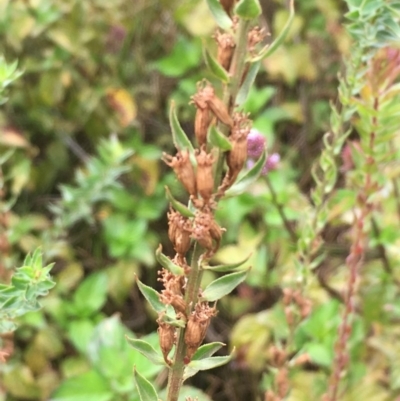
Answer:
247, 129, 266, 159
262, 153, 280, 175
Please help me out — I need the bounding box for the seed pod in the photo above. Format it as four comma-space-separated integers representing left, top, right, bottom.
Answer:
219, 0, 235, 16
167, 208, 180, 245
194, 107, 212, 146
214, 31, 236, 71
174, 227, 192, 256
162, 151, 197, 197
226, 128, 248, 182
209, 219, 225, 252
207, 94, 233, 127
184, 303, 216, 361
195, 148, 214, 204
157, 320, 176, 365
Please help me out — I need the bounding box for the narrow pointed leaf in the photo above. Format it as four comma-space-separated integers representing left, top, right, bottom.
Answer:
250, 0, 295, 62
184, 351, 235, 379
155, 245, 185, 275
136, 278, 165, 314
236, 61, 260, 105
206, 0, 233, 30
169, 101, 194, 153
225, 150, 267, 197
202, 254, 252, 272
134, 368, 159, 401
208, 126, 232, 151
126, 337, 166, 366
203, 46, 229, 83
201, 269, 249, 302
192, 342, 225, 360
165, 186, 195, 218
234, 0, 262, 19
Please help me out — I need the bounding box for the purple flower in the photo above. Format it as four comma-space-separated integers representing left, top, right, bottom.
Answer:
247, 129, 266, 159
261, 153, 280, 175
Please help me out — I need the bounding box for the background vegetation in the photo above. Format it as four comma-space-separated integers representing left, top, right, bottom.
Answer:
0, 0, 400, 400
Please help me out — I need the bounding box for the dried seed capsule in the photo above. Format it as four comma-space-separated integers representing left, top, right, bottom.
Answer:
162, 151, 197, 197
207, 93, 233, 127
214, 31, 236, 71
157, 319, 176, 365
184, 303, 216, 361
194, 107, 212, 146
195, 148, 214, 204
191, 81, 233, 128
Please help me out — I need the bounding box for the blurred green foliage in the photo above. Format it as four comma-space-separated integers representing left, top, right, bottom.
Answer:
0, 0, 399, 400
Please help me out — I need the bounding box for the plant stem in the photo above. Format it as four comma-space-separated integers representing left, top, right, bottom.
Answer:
264, 174, 297, 243
214, 18, 252, 189
166, 243, 203, 401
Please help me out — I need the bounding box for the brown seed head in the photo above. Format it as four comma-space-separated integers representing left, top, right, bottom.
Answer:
162, 151, 197, 197
195, 147, 215, 204
214, 30, 236, 71
167, 209, 192, 256
184, 303, 216, 361
157, 317, 176, 365
226, 114, 251, 184
191, 81, 233, 127
194, 107, 212, 146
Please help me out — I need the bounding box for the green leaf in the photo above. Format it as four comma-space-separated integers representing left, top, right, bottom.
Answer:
126, 337, 166, 366
225, 149, 267, 197
169, 101, 194, 153
136, 278, 166, 314
250, 0, 295, 61
165, 186, 195, 218
155, 245, 185, 275
192, 342, 225, 360
50, 370, 113, 401
72, 272, 108, 317
203, 45, 229, 83
203, 253, 251, 272
206, 0, 233, 30
208, 126, 232, 151
236, 61, 261, 106
234, 0, 262, 19
134, 368, 159, 401
201, 269, 249, 302
184, 352, 234, 380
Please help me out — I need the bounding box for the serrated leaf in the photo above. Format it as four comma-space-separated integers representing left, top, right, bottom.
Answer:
250, 0, 295, 62
208, 126, 232, 151
155, 245, 185, 275
234, 0, 262, 19
203, 45, 229, 83
136, 278, 166, 314
192, 342, 225, 360
206, 0, 233, 30
236, 61, 260, 106
201, 269, 249, 302
134, 368, 159, 401
169, 101, 194, 153
203, 253, 251, 272
126, 337, 166, 366
165, 186, 195, 218
225, 150, 267, 197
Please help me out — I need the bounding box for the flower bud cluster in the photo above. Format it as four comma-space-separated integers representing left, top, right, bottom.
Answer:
246, 129, 280, 175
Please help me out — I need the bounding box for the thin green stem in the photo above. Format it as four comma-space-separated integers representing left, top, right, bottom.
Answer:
166, 243, 203, 401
